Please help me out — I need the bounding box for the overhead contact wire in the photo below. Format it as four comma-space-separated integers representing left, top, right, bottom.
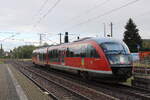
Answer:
33, 0, 61, 29
65, 0, 140, 31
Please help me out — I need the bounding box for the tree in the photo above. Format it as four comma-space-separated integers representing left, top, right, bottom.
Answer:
0, 44, 4, 58
123, 18, 142, 52
11, 45, 37, 59
43, 42, 49, 46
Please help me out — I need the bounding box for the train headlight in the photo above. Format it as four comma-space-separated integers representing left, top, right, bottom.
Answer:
109, 60, 114, 64
120, 56, 126, 64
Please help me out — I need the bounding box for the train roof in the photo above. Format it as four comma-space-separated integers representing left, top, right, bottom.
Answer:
74, 37, 123, 44
33, 37, 124, 53
90, 37, 123, 44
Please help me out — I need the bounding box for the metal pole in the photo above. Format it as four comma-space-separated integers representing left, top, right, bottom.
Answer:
103, 23, 106, 37
40, 34, 42, 46
58, 33, 62, 44
110, 22, 113, 37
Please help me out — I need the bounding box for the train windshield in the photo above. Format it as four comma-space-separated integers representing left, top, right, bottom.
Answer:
100, 42, 128, 54
100, 42, 131, 65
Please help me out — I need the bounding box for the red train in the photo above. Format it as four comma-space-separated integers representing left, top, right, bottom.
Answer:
32, 37, 132, 82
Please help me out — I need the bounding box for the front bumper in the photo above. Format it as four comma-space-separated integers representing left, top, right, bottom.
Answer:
111, 64, 132, 79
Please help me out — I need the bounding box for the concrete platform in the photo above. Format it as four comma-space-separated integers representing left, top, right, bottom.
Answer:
0, 64, 52, 100
0, 64, 20, 100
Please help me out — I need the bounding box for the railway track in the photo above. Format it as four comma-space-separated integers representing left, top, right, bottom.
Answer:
8, 60, 150, 100
9, 60, 116, 100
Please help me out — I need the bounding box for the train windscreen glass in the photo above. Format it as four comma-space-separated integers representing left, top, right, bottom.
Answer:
101, 42, 127, 54
100, 42, 131, 65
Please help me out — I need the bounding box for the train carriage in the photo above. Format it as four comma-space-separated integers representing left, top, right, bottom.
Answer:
32, 37, 133, 82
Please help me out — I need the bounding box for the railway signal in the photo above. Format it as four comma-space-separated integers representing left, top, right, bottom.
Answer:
64, 32, 69, 43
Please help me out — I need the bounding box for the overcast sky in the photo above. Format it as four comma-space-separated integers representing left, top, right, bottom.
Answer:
0, 0, 150, 51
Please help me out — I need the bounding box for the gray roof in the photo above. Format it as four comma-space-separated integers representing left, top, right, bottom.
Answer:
74, 37, 123, 44
33, 37, 129, 53
90, 37, 123, 44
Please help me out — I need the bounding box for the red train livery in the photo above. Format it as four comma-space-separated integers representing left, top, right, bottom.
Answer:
32, 37, 132, 81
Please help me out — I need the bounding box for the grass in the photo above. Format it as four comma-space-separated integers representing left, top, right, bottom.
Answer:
18, 59, 32, 61
133, 58, 150, 68
0, 58, 4, 64
0, 60, 4, 64
122, 77, 134, 86
134, 63, 150, 68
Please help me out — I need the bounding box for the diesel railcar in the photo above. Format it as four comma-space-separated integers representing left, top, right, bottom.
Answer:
32, 37, 132, 82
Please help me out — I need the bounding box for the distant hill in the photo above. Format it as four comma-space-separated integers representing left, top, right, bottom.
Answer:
143, 39, 150, 48
142, 39, 150, 51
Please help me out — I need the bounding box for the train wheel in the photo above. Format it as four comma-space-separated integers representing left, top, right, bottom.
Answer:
81, 71, 91, 80
77, 70, 81, 76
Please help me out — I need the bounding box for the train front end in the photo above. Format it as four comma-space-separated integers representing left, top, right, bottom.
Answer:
99, 39, 133, 81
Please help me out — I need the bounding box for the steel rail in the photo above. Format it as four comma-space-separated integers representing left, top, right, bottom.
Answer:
10, 60, 150, 100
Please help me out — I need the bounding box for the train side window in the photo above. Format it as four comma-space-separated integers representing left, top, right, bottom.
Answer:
54, 49, 57, 58
66, 48, 70, 57
49, 49, 54, 61
70, 48, 74, 57
43, 52, 45, 61
51, 50, 54, 58
39, 53, 41, 60
80, 45, 86, 58
52, 49, 60, 62
54, 49, 57, 62
67, 47, 75, 57
87, 45, 100, 58
74, 45, 81, 57
86, 45, 91, 57
49, 50, 52, 58
93, 49, 99, 58
53, 50, 55, 58
90, 47, 94, 58
48, 50, 51, 58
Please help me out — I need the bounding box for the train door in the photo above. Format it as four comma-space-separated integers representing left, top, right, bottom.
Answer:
58, 49, 62, 64
47, 49, 53, 65
43, 48, 47, 65
37, 54, 40, 64
80, 44, 86, 69
61, 48, 66, 65
46, 48, 49, 65
84, 44, 101, 70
